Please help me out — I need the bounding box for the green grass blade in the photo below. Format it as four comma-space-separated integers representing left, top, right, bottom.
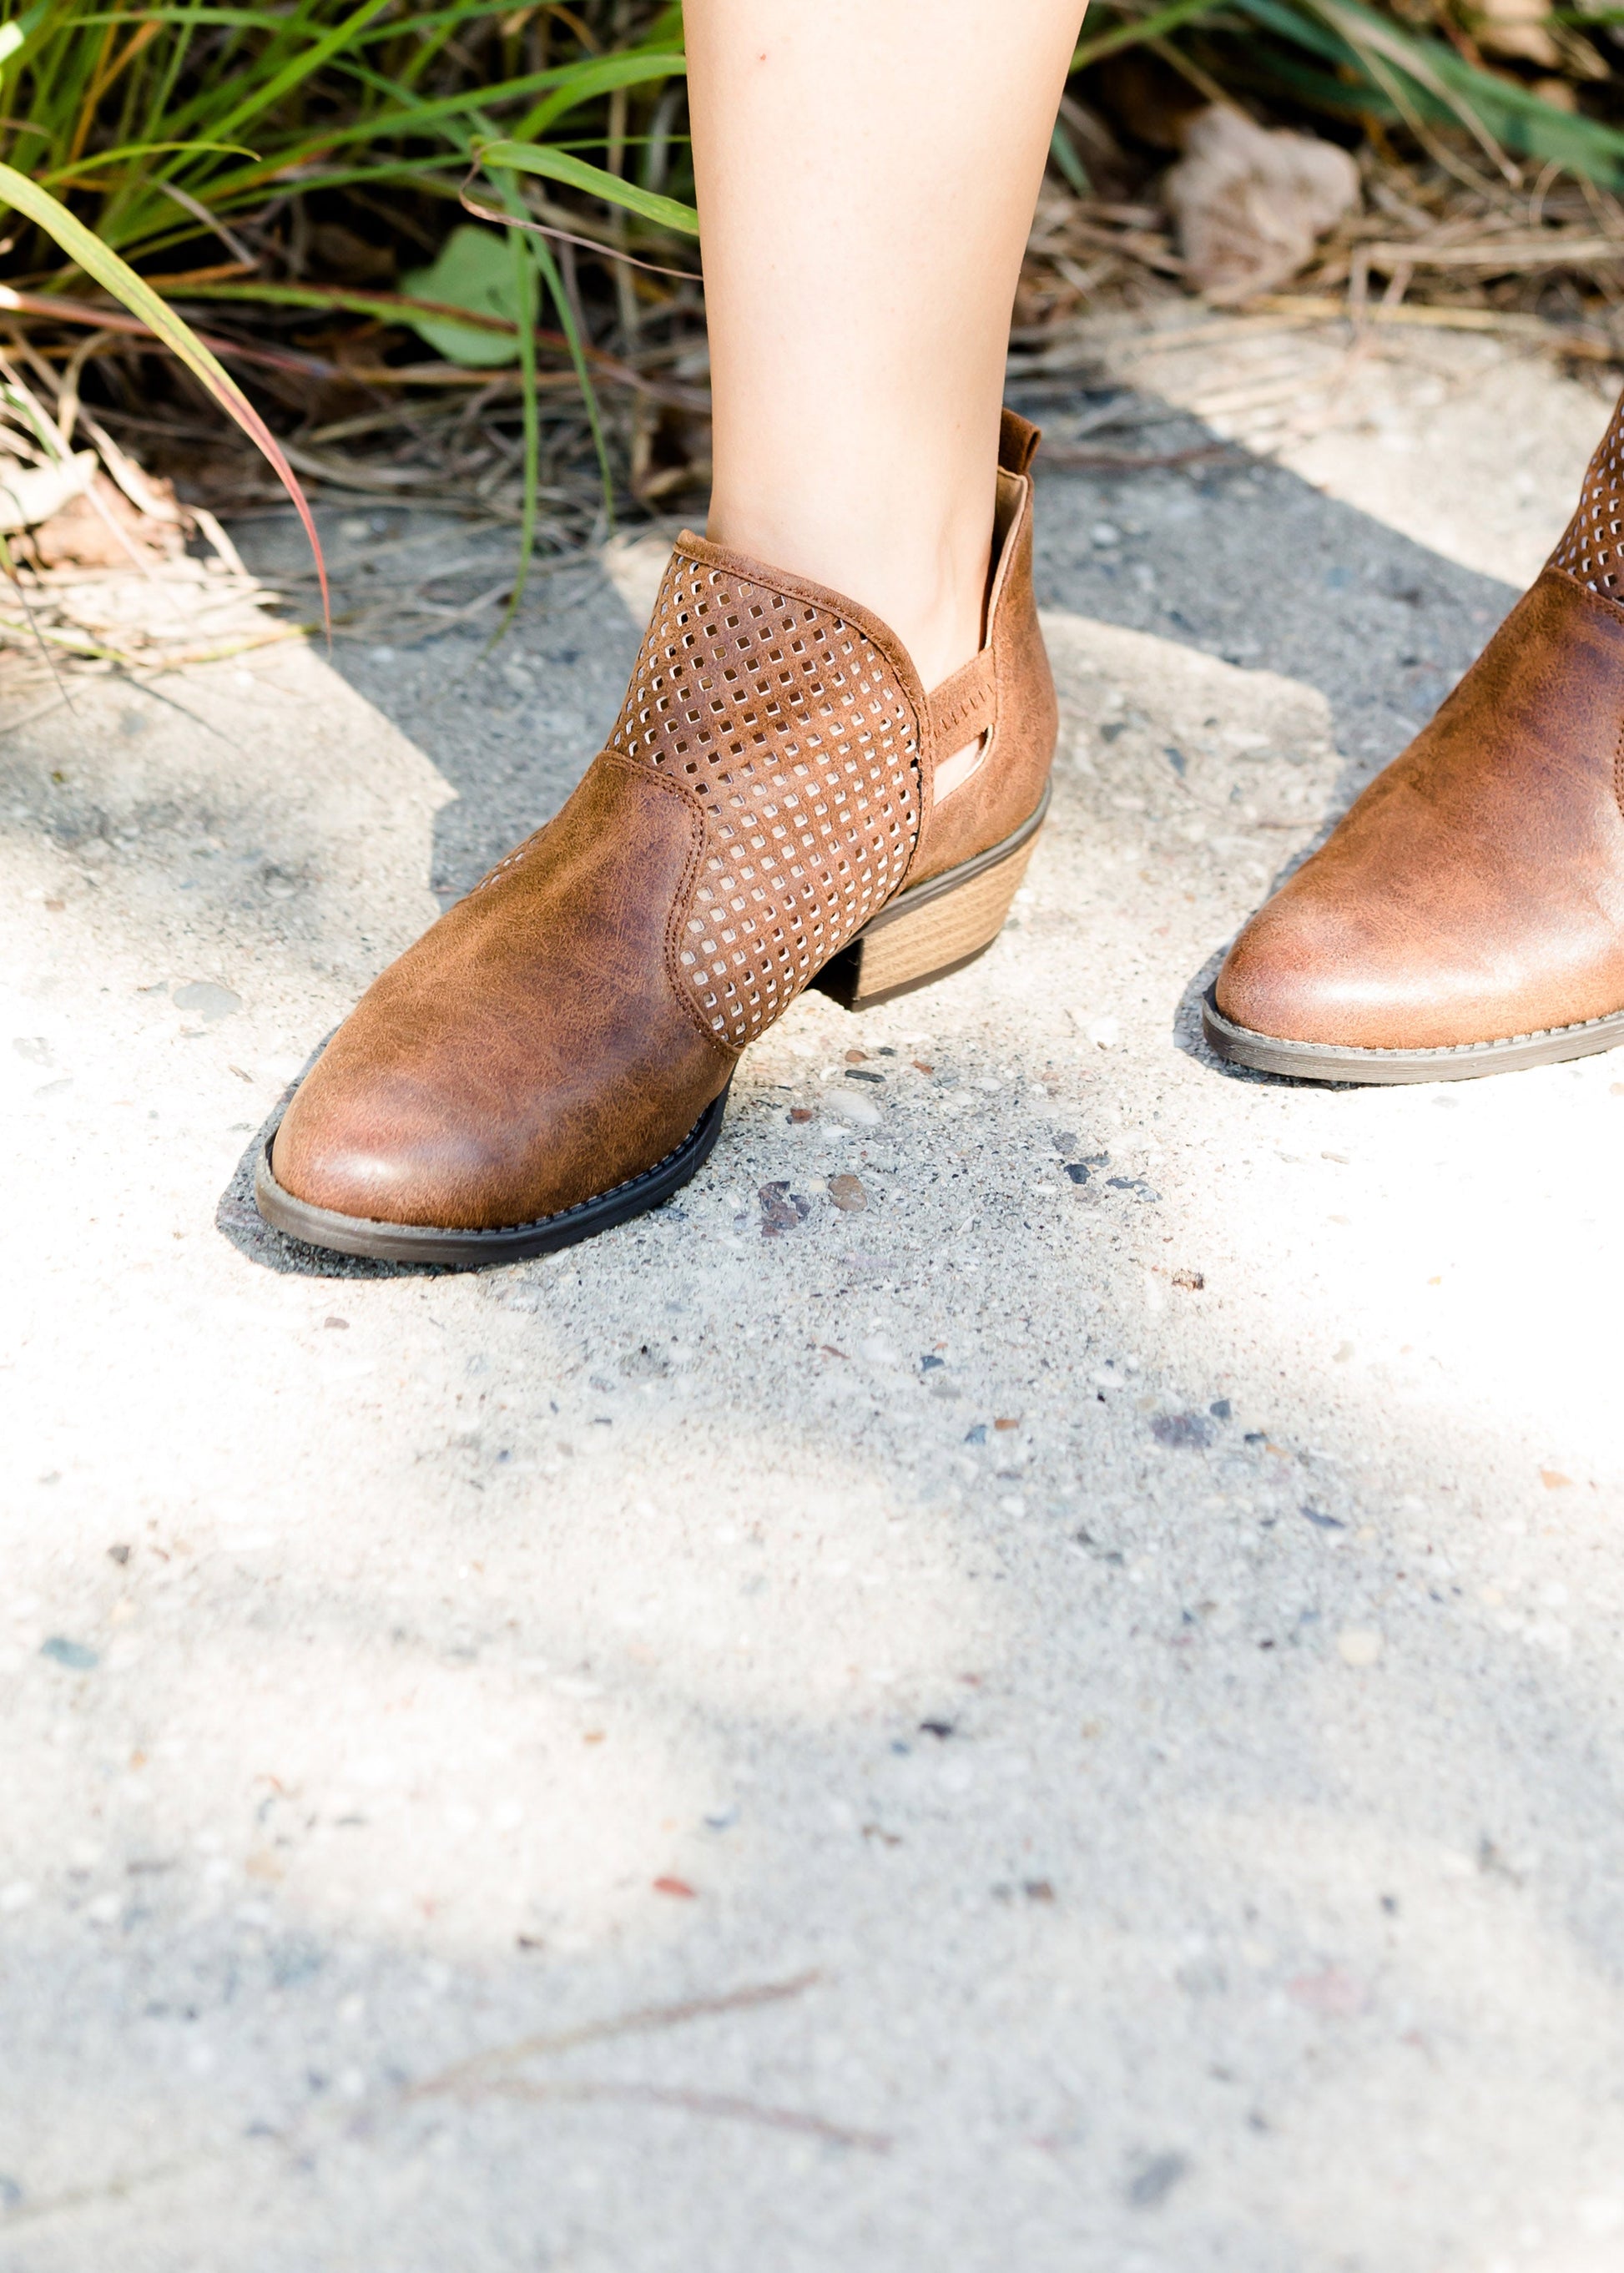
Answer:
492, 217, 541, 644
42, 138, 260, 184
506, 48, 686, 144
475, 138, 699, 234
198, 0, 398, 145
186, 53, 683, 197
1049, 118, 1092, 194
0, 160, 328, 627
1233, 0, 1624, 187
1070, 0, 1227, 72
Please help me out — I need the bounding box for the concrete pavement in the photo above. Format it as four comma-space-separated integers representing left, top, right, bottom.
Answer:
3, 322, 1623, 2272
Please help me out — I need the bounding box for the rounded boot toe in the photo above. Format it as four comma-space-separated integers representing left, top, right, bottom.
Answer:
270, 1058, 513, 1232
1213, 895, 1390, 1049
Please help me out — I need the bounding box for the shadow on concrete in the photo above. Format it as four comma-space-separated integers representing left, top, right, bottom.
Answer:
233, 392, 1519, 918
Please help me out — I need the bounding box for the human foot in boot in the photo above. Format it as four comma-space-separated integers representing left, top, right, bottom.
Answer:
255, 411, 1056, 1265
1206, 386, 1624, 1084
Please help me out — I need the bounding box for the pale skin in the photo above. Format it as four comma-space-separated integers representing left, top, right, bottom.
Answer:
685, 0, 1089, 794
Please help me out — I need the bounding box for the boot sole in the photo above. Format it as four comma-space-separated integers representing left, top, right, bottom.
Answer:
253, 1082, 730, 1268
1202, 989, 1624, 1085
813, 781, 1050, 1011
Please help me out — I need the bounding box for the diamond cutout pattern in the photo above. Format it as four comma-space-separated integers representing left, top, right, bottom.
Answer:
608, 546, 922, 1048
1550, 391, 1624, 601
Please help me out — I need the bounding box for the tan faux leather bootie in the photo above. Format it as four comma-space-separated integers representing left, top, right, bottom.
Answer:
255, 410, 1057, 1263
1204, 386, 1624, 1085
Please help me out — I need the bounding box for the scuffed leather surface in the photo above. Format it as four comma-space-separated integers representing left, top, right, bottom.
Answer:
1215, 569, 1624, 1050
273, 758, 734, 1230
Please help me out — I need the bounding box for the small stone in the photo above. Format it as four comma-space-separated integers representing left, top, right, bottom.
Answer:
828, 1173, 867, 1212
1300, 1505, 1346, 1531
108, 1543, 131, 1565
172, 981, 240, 1022
653, 1875, 696, 1899
1152, 1413, 1216, 1451
823, 1088, 880, 1129
40, 1636, 98, 1671
1209, 1399, 1232, 1420
758, 1182, 810, 1237
789, 1106, 814, 1123
1541, 1469, 1573, 1489
1337, 1627, 1384, 1667
1173, 1268, 1205, 1290
1090, 522, 1123, 548
1127, 2151, 1189, 2208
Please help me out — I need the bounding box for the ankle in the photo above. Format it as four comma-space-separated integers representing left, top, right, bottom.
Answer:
704, 491, 992, 696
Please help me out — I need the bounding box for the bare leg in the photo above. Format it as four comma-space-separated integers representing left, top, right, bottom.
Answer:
688, 0, 1085, 784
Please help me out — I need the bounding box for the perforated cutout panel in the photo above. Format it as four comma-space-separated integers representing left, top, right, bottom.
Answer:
1549, 392, 1624, 600
607, 546, 923, 1049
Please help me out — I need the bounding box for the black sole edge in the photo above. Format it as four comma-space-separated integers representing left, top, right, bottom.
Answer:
253, 1086, 731, 1268
1202, 990, 1624, 1086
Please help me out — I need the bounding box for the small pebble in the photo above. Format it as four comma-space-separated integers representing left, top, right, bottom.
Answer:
40, 1636, 98, 1671
1152, 1414, 1216, 1451
1127, 2151, 1189, 2208
1337, 1628, 1384, 1668
171, 981, 240, 1023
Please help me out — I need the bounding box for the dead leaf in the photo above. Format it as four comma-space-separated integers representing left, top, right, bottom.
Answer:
1165, 106, 1359, 302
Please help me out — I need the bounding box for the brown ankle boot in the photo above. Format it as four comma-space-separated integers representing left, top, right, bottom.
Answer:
255, 410, 1057, 1264
1204, 385, 1624, 1084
